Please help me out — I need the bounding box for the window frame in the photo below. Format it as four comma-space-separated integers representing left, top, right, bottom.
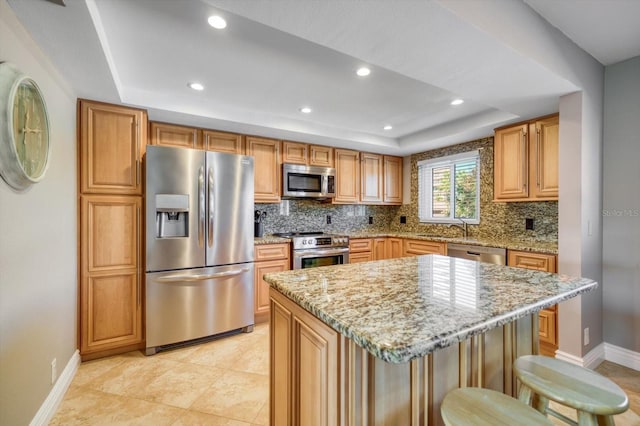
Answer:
417, 150, 480, 224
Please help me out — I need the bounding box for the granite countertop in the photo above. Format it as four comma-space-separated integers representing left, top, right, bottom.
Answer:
256, 231, 557, 254
254, 236, 291, 245
264, 255, 596, 363
345, 231, 558, 255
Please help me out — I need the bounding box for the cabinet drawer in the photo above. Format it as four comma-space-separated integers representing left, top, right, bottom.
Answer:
404, 239, 446, 256
255, 243, 290, 261
349, 239, 372, 253
538, 309, 557, 345
349, 251, 373, 264
508, 250, 556, 272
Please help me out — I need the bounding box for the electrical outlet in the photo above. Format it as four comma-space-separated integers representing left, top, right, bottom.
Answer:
584, 327, 590, 346
326, 215, 331, 225
51, 358, 57, 384
400, 216, 407, 224
368, 216, 373, 225
525, 218, 534, 230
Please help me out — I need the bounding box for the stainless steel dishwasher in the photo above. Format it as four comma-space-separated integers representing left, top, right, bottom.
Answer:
447, 243, 506, 265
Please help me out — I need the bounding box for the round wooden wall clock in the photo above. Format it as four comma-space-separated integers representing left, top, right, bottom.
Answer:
0, 62, 51, 192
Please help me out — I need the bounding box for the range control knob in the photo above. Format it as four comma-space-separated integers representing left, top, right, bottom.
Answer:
308, 238, 315, 245
302, 239, 307, 245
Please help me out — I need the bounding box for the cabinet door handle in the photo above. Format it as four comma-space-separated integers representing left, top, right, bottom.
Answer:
522, 129, 528, 191
135, 119, 141, 187
536, 127, 541, 188
136, 205, 141, 306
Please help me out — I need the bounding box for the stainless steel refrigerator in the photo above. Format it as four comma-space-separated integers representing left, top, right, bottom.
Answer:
145, 145, 255, 355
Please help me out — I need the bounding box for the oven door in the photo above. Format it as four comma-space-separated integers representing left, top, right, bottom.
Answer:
293, 247, 350, 269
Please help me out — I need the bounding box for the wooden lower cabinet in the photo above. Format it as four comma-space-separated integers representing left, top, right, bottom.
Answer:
403, 239, 447, 256
373, 238, 387, 260
507, 250, 558, 356
387, 238, 403, 258
254, 244, 290, 323
81, 270, 142, 357
349, 238, 373, 263
270, 290, 338, 426
79, 195, 143, 359
270, 288, 538, 426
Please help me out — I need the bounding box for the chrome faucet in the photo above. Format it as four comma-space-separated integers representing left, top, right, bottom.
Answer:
448, 219, 469, 238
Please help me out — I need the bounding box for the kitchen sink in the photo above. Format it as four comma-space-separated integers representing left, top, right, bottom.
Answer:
447, 243, 506, 265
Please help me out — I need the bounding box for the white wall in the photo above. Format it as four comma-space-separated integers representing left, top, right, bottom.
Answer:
0, 2, 78, 424
602, 56, 640, 353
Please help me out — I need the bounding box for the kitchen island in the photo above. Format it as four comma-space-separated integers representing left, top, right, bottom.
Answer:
264, 255, 596, 426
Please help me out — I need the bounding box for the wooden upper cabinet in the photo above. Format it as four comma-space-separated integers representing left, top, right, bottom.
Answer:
494, 114, 558, 202
309, 145, 334, 167
383, 156, 403, 205
282, 141, 308, 165
360, 153, 383, 204
149, 122, 201, 149
246, 136, 281, 203
203, 130, 245, 154
530, 116, 559, 199
494, 123, 529, 200
333, 149, 360, 204
79, 100, 146, 195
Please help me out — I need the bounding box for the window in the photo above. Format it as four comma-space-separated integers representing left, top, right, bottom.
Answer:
418, 150, 480, 223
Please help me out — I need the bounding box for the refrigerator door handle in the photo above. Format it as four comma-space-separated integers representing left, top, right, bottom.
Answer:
208, 167, 214, 247
198, 166, 205, 248
155, 267, 251, 283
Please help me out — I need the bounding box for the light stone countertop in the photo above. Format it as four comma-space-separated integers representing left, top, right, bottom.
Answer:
255, 232, 557, 254
344, 231, 558, 255
264, 255, 596, 363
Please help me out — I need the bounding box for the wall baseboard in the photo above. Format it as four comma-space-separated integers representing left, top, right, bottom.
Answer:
30, 350, 80, 426
555, 342, 639, 372
604, 342, 640, 371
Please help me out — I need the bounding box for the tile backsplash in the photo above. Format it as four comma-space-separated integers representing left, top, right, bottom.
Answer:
388, 137, 558, 240
255, 200, 399, 235
256, 136, 557, 240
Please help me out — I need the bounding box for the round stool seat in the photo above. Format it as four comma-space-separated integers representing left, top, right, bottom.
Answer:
515, 355, 629, 426
441, 387, 553, 425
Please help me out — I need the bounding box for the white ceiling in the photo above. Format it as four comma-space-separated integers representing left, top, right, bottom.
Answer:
7, 0, 640, 155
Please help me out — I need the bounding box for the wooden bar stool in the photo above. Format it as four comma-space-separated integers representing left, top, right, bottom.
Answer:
514, 355, 629, 426
441, 387, 554, 425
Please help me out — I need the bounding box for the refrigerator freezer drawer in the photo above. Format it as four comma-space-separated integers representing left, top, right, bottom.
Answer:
145, 263, 254, 354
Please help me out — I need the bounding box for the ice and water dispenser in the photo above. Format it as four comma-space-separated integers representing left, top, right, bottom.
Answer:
155, 194, 189, 238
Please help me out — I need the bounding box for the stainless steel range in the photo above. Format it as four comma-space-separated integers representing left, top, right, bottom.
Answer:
274, 232, 349, 269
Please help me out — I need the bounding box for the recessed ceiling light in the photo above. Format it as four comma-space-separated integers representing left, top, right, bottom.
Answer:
300, 107, 312, 114
450, 99, 464, 106
188, 82, 204, 91
356, 67, 371, 77
383, 125, 393, 130
208, 15, 227, 29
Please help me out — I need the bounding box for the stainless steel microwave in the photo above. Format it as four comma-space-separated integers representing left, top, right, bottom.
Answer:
282, 163, 336, 199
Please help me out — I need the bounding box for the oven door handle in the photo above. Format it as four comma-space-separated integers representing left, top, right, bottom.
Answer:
294, 247, 350, 257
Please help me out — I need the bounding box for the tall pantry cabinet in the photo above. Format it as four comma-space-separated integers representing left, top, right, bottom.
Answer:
78, 100, 146, 360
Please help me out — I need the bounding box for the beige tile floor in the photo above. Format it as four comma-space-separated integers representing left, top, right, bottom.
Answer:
52, 324, 640, 425
51, 324, 270, 425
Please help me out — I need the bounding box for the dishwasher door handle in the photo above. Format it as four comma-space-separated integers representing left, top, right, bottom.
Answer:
155, 268, 250, 283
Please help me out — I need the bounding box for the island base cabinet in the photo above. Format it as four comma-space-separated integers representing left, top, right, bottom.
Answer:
270, 288, 539, 426
270, 289, 339, 426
